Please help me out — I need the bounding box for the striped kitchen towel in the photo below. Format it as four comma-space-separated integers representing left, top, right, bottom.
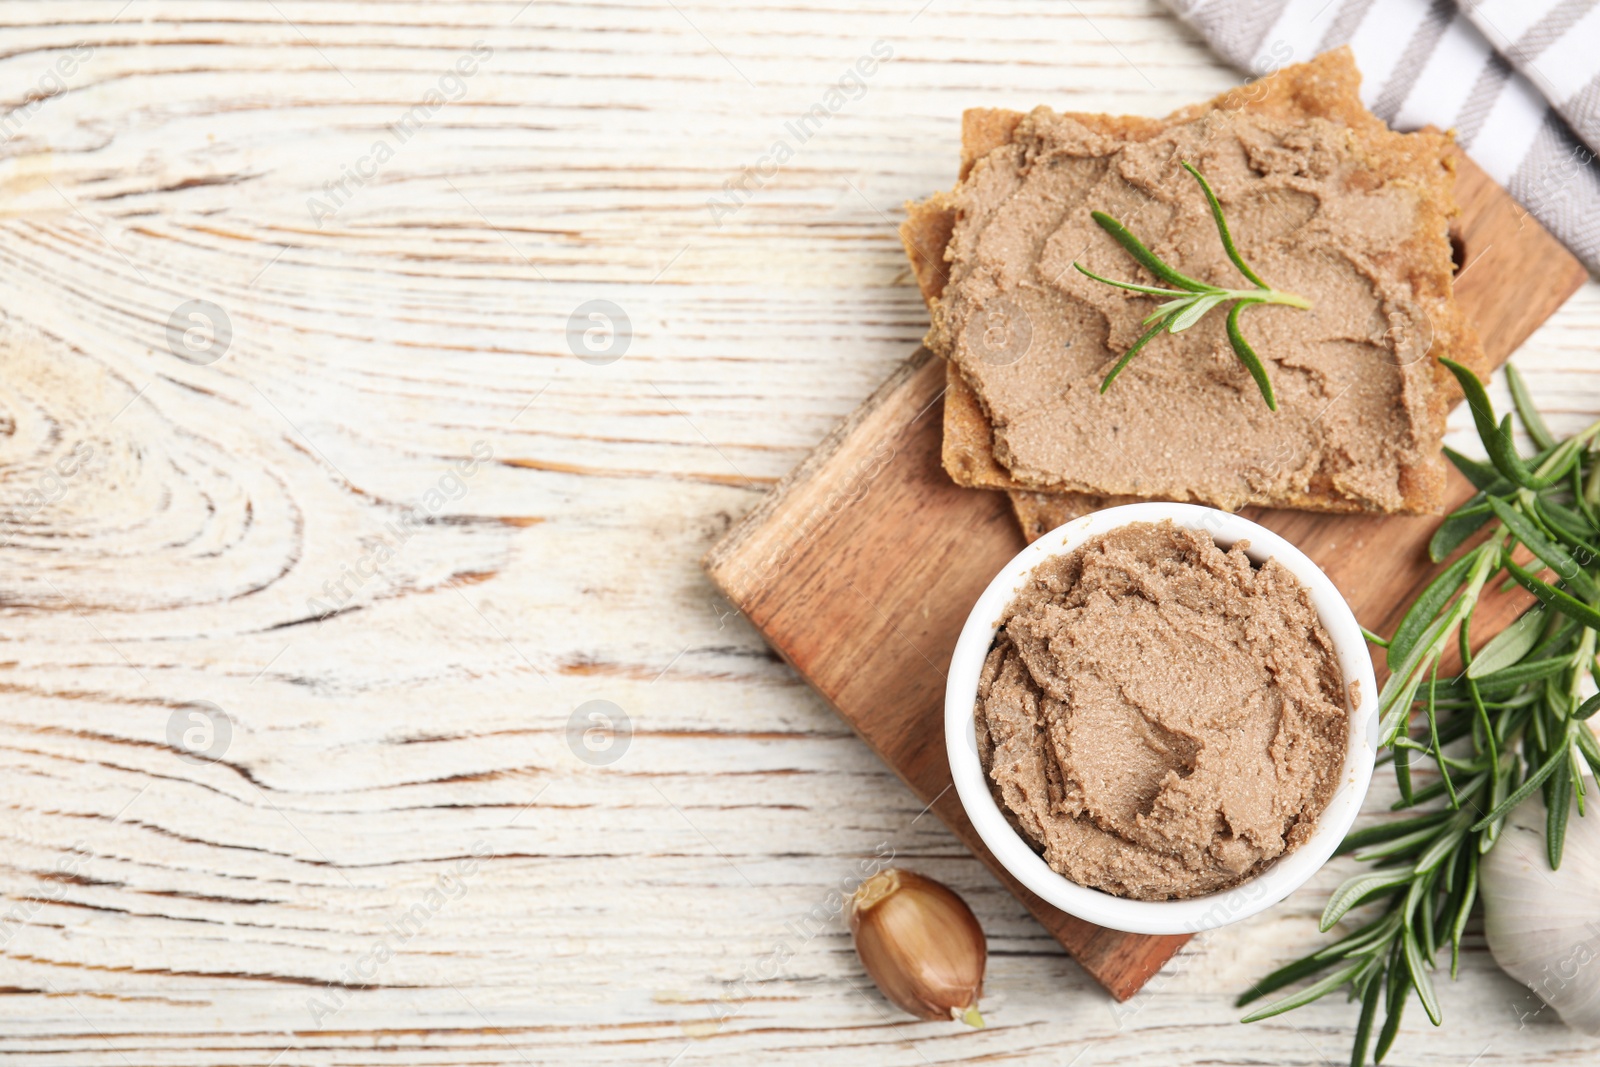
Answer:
1162, 0, 1600, 275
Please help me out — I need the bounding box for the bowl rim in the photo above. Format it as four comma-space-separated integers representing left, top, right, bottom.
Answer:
944, 501, 1379, 935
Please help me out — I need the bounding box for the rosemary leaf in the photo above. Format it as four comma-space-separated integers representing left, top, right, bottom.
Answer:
1470, 740, 1569, 830
1503, 557, 1600, 631
1439, 360, 1547, 489
1464, 654, 1572, 695
1388, 774, 1485, 815
1351, 825, 1445, 863
1181, 160, 1270, 288
1526, 612, 1581, 662
1577, 464, 1600, 527
1575, 692, 1600, 720
1416, 870, 1438, 964
1239, 960, 1366, 1023
1507, 363, 1556, 451
1374, 941, 1408, 1062
1352, 972, 1384, 1067
1141, 298, 1192, 326
1314, 911, 1402, 962
1225, 301, 1277, 412
1098, 317, 1167, 393
1403, 929, 1442, 1026
1387, 550, 1479, 671
1487, 497, 1600, 600
1428, 502, 1494, 562
1465, 606, 1545, 678
1088, 210, 1212, 293
1337, 812, 1450, 856
1071, 262, 1188, 298
1449, 850, 1477, 980
1321, 869, 1414, 932
1168, 292, 1227, 332
1236, 951, 1342, 1008
1394, 742, 1414, 806
1577, 723, 1600, 778
1534, 498, 1600, 554
1412, 811, 1471, 875
1545, 757, 1572, 869
1441, 446, 1506, 492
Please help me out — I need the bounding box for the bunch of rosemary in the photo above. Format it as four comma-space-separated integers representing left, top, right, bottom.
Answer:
1238, 360, 1600, 1064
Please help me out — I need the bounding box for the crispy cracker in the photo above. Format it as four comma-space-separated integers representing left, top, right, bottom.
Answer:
898, 48, 1486, 527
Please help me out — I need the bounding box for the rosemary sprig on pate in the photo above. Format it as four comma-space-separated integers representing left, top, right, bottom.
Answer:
1074, 161, 1310, 410
1238, 362, 1600, 1064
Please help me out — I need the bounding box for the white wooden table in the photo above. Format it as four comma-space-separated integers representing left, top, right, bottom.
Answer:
2, 2, 1597, 1063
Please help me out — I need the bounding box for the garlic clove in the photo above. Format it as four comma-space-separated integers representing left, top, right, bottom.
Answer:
1482, 794, 1600, 1036
847, 868, 987, 1026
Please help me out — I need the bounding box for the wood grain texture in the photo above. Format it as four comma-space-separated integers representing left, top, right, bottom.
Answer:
705, 153, 1584, 1000
0, 1, 1597, 1064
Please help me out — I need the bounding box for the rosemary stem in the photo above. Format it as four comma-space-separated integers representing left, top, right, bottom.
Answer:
1250, 288, 1311, 310
1206, 286, 1310, 309
1081, 163, 1310, 407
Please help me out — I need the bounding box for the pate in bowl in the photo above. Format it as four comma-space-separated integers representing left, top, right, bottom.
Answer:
945, 502, 1378, 935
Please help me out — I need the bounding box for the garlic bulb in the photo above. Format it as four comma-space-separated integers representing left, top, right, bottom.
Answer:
847, 868, 987, 1026
1481, 794, 1600, 1036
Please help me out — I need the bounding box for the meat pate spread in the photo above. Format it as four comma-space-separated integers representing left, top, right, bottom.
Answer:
975, 521, 1348, 900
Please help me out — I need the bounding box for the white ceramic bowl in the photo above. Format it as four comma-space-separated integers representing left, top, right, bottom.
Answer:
945, 502, 1378, 935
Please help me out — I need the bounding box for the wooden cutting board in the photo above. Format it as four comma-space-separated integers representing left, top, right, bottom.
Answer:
703, 155, 1589, 1002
